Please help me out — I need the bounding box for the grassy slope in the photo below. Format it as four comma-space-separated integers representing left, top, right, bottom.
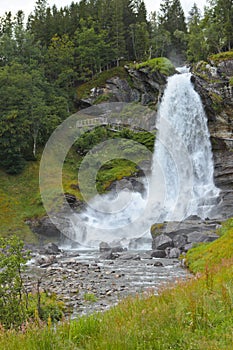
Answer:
0, 218, 233, 349
0, 153, 81, 241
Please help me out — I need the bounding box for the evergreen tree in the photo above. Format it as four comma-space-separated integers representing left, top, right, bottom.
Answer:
110, 0, 126, 65
187, 3, 208, 61
204, 0, 233, 52
158, 0, 187, 57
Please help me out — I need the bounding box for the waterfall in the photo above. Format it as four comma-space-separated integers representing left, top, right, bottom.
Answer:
150, 69, 219, 221
70, 69, 219, 248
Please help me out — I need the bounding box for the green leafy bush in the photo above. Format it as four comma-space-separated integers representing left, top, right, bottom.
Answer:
0, 236, 30, 328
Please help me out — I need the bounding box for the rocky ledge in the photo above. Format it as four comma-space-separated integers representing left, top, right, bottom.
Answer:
80, 64, 170, 107
150, 216, 221, 259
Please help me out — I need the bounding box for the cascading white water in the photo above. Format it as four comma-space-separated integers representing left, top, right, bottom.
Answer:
150, 69, 219, 221
71, 69, 219, 247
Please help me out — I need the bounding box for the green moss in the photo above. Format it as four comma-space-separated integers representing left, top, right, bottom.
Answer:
93, 93, 113, 105
209, 91, 224, 112
133, 57, 176, 76
77, 67, 130, 100
229, 77, 233, 86
209, 50, 233, 64
150, 223, 166, 237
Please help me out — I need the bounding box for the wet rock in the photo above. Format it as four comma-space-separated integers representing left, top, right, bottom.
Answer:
64, 193, 77, 208
151, 250, 166, 258
167, 248, 181, 259
118, 253, 141, 260
30, 217, 61, 239
154, 261, 164, 267
152, 234, 173, 250
187, 231, 218, 243
100, 251, 120, 260
173, 235, 187, 249
43, 242, 61, 255
99, 242, 112, 252
35, 255, 57, 266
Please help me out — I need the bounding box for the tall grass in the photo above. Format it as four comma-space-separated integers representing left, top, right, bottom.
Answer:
1, 218, 233, 349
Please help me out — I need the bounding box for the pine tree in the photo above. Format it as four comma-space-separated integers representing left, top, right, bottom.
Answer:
158, 0, 187, 58
187, 3, 208, 61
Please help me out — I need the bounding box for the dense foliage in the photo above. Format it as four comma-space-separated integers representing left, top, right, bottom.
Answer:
0, 0, 232, 173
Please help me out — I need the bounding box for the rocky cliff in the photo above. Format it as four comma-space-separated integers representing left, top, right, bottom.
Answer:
191, 55, 233, 219
79, 61, 173, 107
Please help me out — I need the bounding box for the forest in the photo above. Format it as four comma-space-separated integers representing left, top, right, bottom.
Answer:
0, 0, 233, 174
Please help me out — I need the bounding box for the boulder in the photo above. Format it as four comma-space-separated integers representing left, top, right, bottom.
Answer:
118, 253, 141, 261
151, 250, 166, 258
166, 248, 181, 259
99, 242, 112, 252
43, 242, 61, 255
35, 254, 57, 266
152, 234, 173, 250
173, 235, 187, 249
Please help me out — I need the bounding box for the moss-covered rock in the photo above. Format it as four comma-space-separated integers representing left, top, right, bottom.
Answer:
150, 223, 166, 238
133, 57, 176, 76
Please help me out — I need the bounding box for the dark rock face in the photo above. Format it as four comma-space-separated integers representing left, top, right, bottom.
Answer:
30, 217, 61, 239
191, 59, 233, 220
80, 66, 169, 107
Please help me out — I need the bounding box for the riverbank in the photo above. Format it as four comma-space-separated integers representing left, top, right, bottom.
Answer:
24, 248, 189, 318
0, 217, 232, 349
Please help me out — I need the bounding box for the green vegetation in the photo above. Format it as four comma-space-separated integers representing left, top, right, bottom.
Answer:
83, 293, 98, 303
150, 222, 166, 237
0, 219, 233, 348
0, 236, 65, 329
229, 77, 233, 86
75, 126, 155, 196
185, 217, 233, 273
0, 0, 232, 172
134, 57, 176, 76
209, 51, 233, 64
0, 156, 80, 241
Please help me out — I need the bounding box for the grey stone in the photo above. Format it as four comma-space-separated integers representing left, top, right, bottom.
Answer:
99, 242, 111, 252
151, 250, 166, 258
167, 248, 181, 259
187, 231, 218, 243
44, 242, 61, 255
173, 235, 187, 248
118, 253, 141, 261
153, 234, 173, 250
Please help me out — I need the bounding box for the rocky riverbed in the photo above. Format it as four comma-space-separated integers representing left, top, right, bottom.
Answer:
24, 247, 190, 318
